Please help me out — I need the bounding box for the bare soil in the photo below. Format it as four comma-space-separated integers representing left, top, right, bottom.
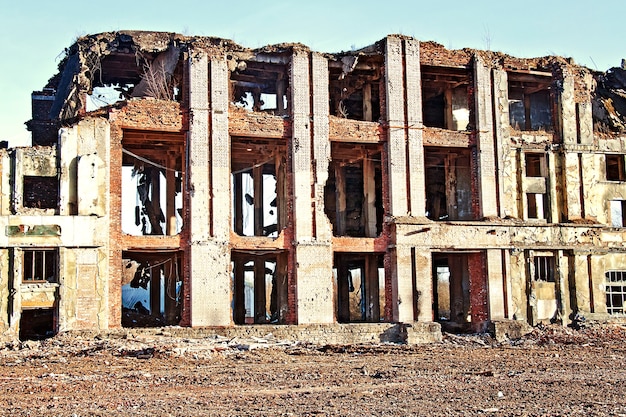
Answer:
1, 324, 626, 416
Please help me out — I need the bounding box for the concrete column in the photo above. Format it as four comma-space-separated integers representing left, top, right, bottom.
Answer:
563, 152, 582, 219
188, 52, 231, 326
0, 152, 11, 216
0, 249, 9, 332
404, 38, 426, 218
578, 73, 594, 145
188, 52, 210, 243
385, 36, 408, 216
559, 73, 577, 145
486, 249, 505, 320
292, 49, 334, 323
547, 152, 560, 222
291, 48, 313, 240
571, 253, 592, 314
492, 69, 514, 218
473, 56, 498, 218
395, 245, 416, 322
311, 52, 332, 241
413, 249, 433, 322
58, 126, 78, 215
210, 58, 231, 241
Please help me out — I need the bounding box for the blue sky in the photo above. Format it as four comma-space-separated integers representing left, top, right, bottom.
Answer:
1, 0, 623, 146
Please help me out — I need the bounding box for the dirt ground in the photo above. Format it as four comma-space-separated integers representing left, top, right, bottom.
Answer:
1, 324, 625, 417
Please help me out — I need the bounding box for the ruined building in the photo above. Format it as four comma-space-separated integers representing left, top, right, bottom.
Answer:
3, 31, 626, 341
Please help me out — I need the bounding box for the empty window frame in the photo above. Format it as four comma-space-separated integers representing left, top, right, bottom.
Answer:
508, 72, 553, 131
606, 271, 626, 315
324, 143, 383, 237
232, 137, 286, 237
524, 153, 549, 220
424, 148, 473, 221
121, 251, 183, 327
610, 200, 626, 227
121, 131, 185, 236
533, 255, 555, 282
606, 155, 626, 181
230, 59, 289, 115
334, 253, 385, 323
328, 55, 382, 121
23, 249, 58, 283
23, 176, 58, 209
421, 65, 470, 131
232, 251, 288, 324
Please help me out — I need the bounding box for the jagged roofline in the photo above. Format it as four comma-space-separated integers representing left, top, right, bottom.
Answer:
39, 30, 626, 134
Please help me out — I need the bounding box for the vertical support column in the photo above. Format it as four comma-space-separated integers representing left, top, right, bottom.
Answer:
166, 153, 177, 235
365, 255, 380, 321
473, 55, 498, 218
210, 58, 231, 241
405, 38, 426, 218
559, 73, 577, 145
254, 258, 267, 323
293, 49, 333, 324
336, 255, 349, 322
150, 266, 161, 318
311, 53, 332, 240
233, 257, 245, 324
412, 248, 432, 322
188, 52, 231, 326
556, 250, 571, 324
486, 249, 505, 320
233, 173, 243, 234
253, 165, 263, 236
385, 36, 408, 216
150, 168, 162, 234
363, 157, 377, 238
58, 126, 78, 215
547, 152, 560, 223
571, 252, 592, 315
363, 83, 372, 122
335, 165, 346, 235
469, 251, 489, 332
492, 69, 514, 218
563, 152, 582, 220
188, 52, 210, 242
578, 73, 594, 145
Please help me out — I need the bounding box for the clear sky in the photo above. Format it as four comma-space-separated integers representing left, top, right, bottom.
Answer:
1, 0, 623, 146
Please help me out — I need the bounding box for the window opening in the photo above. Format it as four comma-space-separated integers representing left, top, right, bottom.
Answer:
329, 55, 382, 121
425, 148, 472, 221
524, 153, 549, 221
334, 253, 385, 323
122, 131, 184, 236
19, 309, 56, 341
122, 251, 183, 327
606, 155, 625, 181
324, 143, 383, 237
508, 72, 553, 131
230, 60, 289, 115
421, 66, 470, 130
610, 200, 626, 227
432, 253, 471, 332
533, 256, 555, 282
23, 249, 57, 283
232, 137, 286, 237
232, 251, 288, 324
606, 271, 626, 315
23, 176, 58, 209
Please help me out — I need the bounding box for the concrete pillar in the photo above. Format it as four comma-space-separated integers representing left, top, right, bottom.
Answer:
547, 152, 560, 222
291, 49, 334, 323
311, 53, 332, 241
188, 51, 231, 326
563, 152, 582, 219
384, 36, 408, 216
59, 126, 78, 215
486, 249, 505, 320
413, 249, 433, 322
473, 56, 498, 218
404, 38, 426, 218
559, 73, 577, 145
578, 73, 594, 145
0, 249, 10, 332
0, 152, 11, 216
492, 69, 514, 218
571, 252, 592, 315
395, 245, 416, 322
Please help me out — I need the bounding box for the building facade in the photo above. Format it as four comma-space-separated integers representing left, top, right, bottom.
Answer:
2, 31, 626, 341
